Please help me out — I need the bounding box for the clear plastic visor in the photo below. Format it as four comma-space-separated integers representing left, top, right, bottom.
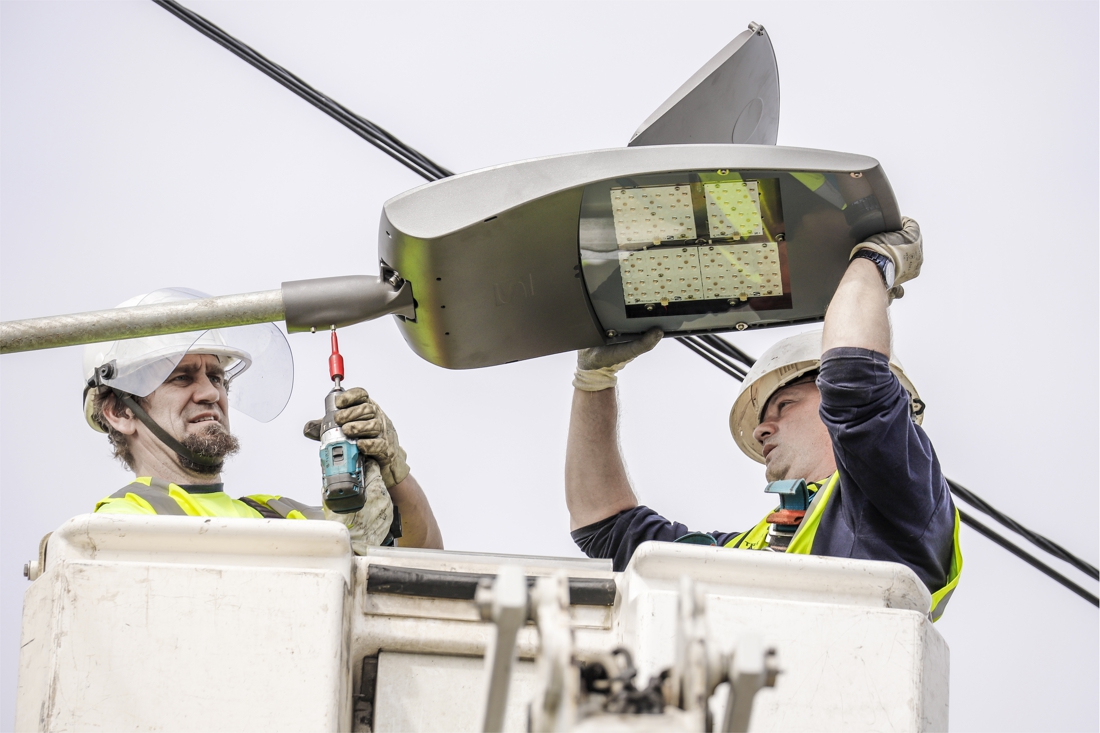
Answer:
92, 288, 294, 423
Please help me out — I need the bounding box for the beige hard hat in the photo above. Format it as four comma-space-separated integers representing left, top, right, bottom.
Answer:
728, 330, 923, 464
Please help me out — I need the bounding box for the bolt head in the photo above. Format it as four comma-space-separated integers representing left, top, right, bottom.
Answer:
735, 323, 748, 331
606, 330, 617, 338
849, 171, 863, 178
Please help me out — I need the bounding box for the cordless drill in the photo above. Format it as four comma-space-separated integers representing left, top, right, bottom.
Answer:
318, 328, 367, 514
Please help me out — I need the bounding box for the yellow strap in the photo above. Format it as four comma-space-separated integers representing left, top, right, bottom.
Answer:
786, 472, 840, 555
929, 507, 964, 622
723, 475, 836, 551
723, 517, 770, 550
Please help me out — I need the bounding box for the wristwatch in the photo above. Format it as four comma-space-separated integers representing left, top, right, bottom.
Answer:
851, 250, 896, 289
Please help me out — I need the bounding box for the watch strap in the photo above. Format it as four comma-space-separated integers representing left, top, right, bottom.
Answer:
851, 249, 896, 289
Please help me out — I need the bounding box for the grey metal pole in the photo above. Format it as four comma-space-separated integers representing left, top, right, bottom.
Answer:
0, 290, 285, 354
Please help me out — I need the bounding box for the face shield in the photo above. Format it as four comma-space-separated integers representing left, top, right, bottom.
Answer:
83, 288, 294, 430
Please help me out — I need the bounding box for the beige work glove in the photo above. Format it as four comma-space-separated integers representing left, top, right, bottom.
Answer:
573, 328, 664, 392
303, 387, 411, 489
323, 459, 393, 553
850, 216, 922, 300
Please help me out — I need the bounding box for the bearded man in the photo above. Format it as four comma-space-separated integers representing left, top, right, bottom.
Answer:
85, 288, 442, 552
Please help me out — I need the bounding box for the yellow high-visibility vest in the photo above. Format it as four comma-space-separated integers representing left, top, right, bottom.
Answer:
95, 476, 321, 520
723, 472, 963, 621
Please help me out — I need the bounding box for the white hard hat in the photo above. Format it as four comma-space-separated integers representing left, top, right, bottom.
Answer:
83, 287, 294, 433
728, 329, 923, 464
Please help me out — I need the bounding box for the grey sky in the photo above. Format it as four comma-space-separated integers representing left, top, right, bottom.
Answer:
2, 2, 1097, 730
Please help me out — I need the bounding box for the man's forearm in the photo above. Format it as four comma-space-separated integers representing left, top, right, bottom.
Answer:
389, 474, 443, 549
565, 388, 637, 531
822, 258, 891, 356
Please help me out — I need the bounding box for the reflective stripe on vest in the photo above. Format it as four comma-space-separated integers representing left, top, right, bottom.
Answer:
107, 477, 188, 516
102, 481, 322, 521
241, 493, 323, 520
723, 471, 963, 621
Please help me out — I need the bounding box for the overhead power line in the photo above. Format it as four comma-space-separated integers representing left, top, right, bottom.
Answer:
959, 510, 1098, 607
150, 0, 452, 182
949, 479, 1098, 580
153, 0, 1097, 607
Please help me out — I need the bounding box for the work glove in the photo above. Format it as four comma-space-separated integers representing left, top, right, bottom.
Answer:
573, 328, 663, 392
303, 388, 411, 489
323, 459, 393, 553
850, 216, 922, 300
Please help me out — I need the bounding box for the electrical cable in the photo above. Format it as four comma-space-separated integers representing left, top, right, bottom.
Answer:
676, 336, 749, 379
949, 478, 1098, 580
959, 510, 1099, 607
150, 0, 453, 182
697, 334, 757, 370
675, 337, 746, 381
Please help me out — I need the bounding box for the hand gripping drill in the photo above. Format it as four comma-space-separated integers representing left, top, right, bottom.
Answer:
318, 327, 367, 513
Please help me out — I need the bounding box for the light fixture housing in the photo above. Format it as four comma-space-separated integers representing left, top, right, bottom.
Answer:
379, 144, 899, 369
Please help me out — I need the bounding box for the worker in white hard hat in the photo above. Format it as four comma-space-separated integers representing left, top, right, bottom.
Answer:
565, 218, 962, 620
85, 287, 443, 552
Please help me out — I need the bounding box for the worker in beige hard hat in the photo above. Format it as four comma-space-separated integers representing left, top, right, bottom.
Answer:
85, 287, 442, 552
564, 218, 962, 621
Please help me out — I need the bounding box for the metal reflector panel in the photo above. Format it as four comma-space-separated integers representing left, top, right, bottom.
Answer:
628, 23, 780, 147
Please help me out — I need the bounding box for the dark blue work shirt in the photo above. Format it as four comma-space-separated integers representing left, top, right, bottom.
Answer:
571, 347, 957, 595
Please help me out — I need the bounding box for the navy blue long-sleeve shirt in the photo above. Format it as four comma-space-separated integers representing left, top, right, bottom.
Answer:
572, 347, 957, 595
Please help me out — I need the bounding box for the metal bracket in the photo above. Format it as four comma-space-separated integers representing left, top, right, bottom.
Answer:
282, 275, 416, 332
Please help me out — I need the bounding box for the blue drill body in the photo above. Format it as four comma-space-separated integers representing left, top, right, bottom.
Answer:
319, 385, 367, 514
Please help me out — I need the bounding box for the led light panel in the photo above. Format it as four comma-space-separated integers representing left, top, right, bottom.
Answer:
704, 181, 764, 239
700, 243, 783, 300
619, 248, 703, 304
611, 185, 697, 246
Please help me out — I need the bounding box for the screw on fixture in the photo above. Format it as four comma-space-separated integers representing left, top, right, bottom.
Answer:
849, 172, 863, 179
735, 323, 748, 331
606, 330, 618, 338
775, 233, 785, 241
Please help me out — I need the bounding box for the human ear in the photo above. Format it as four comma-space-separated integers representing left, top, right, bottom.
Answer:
101, 393, 138, 436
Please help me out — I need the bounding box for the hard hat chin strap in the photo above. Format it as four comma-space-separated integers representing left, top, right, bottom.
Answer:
113, 390, 220, 468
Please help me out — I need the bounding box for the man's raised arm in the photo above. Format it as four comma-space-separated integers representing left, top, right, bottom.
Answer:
823, 217, 922, 354
564, 329, 662, 531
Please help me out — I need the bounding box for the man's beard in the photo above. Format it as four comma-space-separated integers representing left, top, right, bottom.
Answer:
178, 422, 240, 475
